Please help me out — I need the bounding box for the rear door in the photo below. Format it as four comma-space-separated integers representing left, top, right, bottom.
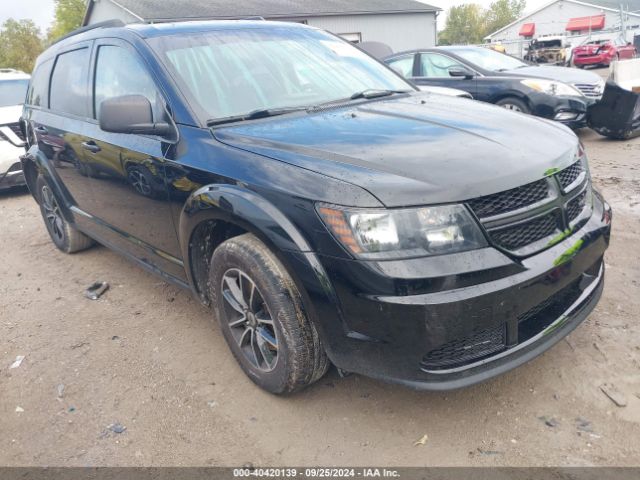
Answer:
79, 38, 185, 281
26, 43, 97, 215
412, 52, 477, 98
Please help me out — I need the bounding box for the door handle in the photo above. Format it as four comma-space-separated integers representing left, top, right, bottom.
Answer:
81, 141, 101, 154
34, 126, 48, 135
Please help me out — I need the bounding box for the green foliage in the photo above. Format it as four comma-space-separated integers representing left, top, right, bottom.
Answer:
485, 0, 527, 37
439, 4, 486, 45
439, 0, 528, 45
0, 19, 44, 73
48, 0, 86, 42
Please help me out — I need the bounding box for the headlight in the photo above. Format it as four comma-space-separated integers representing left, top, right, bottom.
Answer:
521, 79, 584, 97
317, 204, 487, 259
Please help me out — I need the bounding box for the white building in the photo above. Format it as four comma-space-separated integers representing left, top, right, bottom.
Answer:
82, 0, 441, 53
484, 0, 640, 57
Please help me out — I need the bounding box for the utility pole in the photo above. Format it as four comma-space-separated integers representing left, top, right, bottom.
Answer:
620, 3, 627, 42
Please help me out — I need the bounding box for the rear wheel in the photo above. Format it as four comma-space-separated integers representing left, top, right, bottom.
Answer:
496, 97, 531, 115
36, 176, 94, 254
209, 233, 329, 394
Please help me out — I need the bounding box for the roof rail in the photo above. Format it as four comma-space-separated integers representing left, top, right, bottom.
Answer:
51, 19, 127, 46
239, 16, 266, 20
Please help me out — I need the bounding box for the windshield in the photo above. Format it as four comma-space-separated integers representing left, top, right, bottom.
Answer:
0, 79, 29, 107
450, 47, 528, 72
149, 26, 412, 123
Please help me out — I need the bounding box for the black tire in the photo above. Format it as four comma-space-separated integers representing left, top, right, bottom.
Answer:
36, 176, 94, 254
210, 233, 329, 394
496, 97, 531, 115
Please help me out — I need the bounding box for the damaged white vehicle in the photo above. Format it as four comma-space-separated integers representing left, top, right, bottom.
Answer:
0, 69, 29, 190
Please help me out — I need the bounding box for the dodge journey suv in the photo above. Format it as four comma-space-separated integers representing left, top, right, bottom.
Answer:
21, 20, 612, 394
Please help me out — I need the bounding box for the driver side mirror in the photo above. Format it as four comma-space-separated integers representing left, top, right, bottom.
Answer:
99, 95, 173, 137
448, 67, 475, 79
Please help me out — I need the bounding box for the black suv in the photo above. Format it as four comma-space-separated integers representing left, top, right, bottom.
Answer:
21, 20, 612, 394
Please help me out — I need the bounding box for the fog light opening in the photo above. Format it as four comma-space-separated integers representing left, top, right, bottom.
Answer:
555, 111, 579, 121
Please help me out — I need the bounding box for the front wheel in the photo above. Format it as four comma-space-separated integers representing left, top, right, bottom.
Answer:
209, 233, 329, 394
496, 97, 531, 115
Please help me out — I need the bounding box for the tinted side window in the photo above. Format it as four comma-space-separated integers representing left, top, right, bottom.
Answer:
387, 56, 414, 78
27, 59, 53, 108
94, 45, 162, 120
50, 48, 90, 117
419, 53, 465, 78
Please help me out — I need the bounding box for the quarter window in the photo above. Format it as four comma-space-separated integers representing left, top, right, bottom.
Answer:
419, 53, 466, 78
27, 59, 53, 108
94, 45, 162, 121
50, 48, 90, 117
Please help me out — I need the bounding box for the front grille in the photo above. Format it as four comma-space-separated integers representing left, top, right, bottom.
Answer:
420, 323, 506, 371
466, 159, 591, 256
567, 190, 588, 223
490, 212, 559, 251
7, 122, 25, 142
467, 178, 550, 219
573, 82, 603, 98
517, 275, 590, 342
557, 161, 583, 190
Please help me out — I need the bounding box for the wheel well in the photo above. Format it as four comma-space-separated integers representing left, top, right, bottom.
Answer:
22, 158, 39, 201
189, 219, 247, 305
493, 93, 531, 111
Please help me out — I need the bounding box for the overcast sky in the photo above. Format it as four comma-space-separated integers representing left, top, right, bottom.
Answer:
1, 0, 56, 33
1, 0, 554, 33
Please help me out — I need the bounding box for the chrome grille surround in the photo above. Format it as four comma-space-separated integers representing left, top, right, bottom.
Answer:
572, 81, 604, 99
467, 158, 592, 257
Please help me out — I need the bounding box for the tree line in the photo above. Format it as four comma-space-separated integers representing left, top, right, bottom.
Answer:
0, 0, 85, 73
0, 0, 528, 72
439, 0, 527, 45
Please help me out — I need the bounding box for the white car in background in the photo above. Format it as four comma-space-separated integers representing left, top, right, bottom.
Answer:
0, 69, 29, 190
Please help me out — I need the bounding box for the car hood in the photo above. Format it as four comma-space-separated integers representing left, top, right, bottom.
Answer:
213, 93, 579, 208
0, 105, 22, 126
505, 65, 603, 84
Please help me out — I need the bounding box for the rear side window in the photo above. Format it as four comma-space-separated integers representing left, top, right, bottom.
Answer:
27, 59, 53, 108
50, 48, 90, 117
94, 45, 162, 121
0, 79, 29, 107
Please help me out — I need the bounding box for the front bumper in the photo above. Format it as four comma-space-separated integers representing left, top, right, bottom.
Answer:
530, 93, 588, 129
309, 192, 611, 390
0, 141, 26, 190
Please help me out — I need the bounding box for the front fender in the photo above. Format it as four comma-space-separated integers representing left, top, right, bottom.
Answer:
180, 184, 313, 254
179, 184, 348, 351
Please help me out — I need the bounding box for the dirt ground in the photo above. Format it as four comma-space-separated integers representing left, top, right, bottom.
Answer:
2, 83, 640, 468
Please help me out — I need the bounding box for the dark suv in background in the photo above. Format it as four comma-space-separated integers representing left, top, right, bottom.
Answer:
21, 20, 612, 394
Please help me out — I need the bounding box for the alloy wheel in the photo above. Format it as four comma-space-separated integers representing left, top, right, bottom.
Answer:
41, 185, 65, 243
501, 103, 522, 112
221, 268, 279, 372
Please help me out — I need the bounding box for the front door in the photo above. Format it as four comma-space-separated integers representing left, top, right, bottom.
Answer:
413, 52, 477, 98
79, 39, 185, 281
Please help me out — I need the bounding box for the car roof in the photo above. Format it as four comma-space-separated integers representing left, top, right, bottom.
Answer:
125, 19, 314, 38
385, 45, 484, 59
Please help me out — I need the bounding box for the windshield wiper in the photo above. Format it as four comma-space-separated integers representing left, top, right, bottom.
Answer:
349, 89, 411, 100
207, 106, 306, 127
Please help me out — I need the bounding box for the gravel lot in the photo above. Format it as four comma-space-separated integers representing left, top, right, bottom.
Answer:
2, 73, 639, 466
